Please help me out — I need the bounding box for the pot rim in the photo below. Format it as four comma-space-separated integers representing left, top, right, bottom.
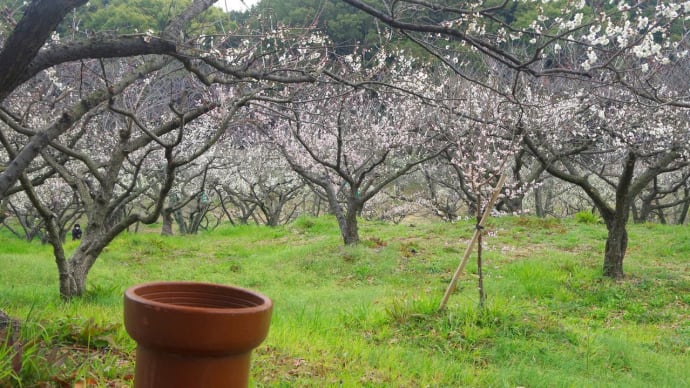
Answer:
125, 280, 272, 315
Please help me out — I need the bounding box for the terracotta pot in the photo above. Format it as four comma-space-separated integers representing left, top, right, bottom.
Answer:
124, 281, 272, 388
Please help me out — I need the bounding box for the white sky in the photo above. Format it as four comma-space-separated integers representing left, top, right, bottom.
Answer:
214, 0, 260, 12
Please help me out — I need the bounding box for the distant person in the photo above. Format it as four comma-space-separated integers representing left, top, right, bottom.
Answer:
71, 224, 82, 240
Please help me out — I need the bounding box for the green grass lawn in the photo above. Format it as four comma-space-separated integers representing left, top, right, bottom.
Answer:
1, 216, 689, 386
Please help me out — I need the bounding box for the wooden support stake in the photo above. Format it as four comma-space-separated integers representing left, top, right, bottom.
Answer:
439, 174, 507, 311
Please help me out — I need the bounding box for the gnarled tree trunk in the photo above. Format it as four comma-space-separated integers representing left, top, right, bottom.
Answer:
603, 218, 628, 279
323, 183, 361, 245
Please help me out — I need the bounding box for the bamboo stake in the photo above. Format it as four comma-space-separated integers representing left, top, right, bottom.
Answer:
439, 174, 507, 311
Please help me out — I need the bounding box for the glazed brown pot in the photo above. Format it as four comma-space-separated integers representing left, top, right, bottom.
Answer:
124, 281, 272, 388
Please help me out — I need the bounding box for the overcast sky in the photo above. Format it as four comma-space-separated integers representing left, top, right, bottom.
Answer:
214, 0, 259, 12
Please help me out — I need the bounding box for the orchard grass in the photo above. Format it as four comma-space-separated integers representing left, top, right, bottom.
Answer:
1, 216, 689, 386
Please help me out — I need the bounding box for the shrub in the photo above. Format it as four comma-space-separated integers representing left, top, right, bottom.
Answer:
574, 211, 600, 224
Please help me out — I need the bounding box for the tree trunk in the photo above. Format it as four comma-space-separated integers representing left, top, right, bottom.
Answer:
476, 211, 485, 307
59, 236, 106, 298
322, 183, 360, 245
603, 220, 627, 279
631, 203, 641, 223
311, 192, 323, 217
677, 189, 690, 225
330, 202, 355, 245
341, 206, 360, 245
65, 260, 90, 297
161, 208, 174, 236
534, 186, 545, 218
637, 198, 652, 223
655, 199, 667, 224
174, 209, 188, 234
